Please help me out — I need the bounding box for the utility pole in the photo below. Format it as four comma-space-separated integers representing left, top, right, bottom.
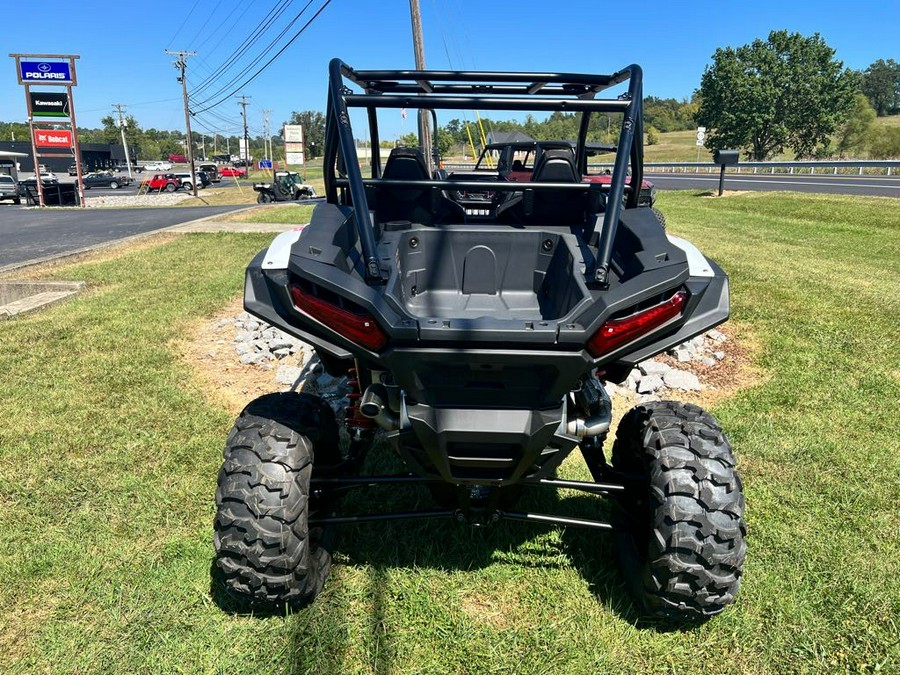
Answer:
165, 49, 199, 197
200, 134, 206, 160
261, 108, 271, 162
112, 103, 134, 179
409, 0, 433, 173
213, 132, 217, 155
237, 95, 251, 168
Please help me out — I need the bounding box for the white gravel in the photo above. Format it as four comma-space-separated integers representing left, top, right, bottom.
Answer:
84, 191, 194, 208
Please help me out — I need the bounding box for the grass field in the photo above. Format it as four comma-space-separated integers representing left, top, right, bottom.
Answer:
0, 192, 898, 673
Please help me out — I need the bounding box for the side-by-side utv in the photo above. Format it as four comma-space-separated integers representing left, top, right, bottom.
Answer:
213, 59, 746, 622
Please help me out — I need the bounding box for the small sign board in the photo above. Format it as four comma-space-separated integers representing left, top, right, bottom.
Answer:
283, 124, 304, 143
18, 60, 74, 85
286, 151, 305, 165
30, 92, 70, 117
696, 126, 707, 147
258, 159, 272, 169
34, 129, 72, 148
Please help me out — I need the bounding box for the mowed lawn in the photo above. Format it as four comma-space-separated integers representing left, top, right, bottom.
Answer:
0, 192, 898, 673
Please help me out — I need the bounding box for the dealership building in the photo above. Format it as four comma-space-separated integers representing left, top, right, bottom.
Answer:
0, 140, 139, 175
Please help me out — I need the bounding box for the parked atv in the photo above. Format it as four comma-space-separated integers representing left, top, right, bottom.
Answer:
253, 171, 317, 203
214, 59, 746, 622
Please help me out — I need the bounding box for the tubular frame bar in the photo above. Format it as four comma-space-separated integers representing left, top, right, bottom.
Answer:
498, 510, 616, 530
333, 177, 625, 192
311, 474, 441, 486
349, 67, 633, 88
345, 95, 631, 112
309, 510, 455, 526
522, 477, 628, 493
325, 58, 644, 287
589, 64, 643, 285
327, 58, 381, 282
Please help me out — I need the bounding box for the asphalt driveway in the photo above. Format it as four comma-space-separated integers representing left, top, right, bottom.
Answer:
0, 205, 247, 270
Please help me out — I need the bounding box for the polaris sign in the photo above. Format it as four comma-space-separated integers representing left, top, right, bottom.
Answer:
19, 61, 73, 84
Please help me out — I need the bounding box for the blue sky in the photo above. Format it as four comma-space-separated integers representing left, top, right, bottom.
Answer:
3, 0, 897, 140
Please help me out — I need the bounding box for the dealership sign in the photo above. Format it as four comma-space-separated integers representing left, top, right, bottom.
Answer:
19, 60, 73, 84
34, 129, 72, 148
30, 92, 70, 117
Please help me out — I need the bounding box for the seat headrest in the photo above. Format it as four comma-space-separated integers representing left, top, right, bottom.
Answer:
532, 148, 578, 183
383, 147, 429, 181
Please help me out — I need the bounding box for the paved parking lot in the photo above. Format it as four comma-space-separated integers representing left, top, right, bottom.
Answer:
0, 203, 249, 271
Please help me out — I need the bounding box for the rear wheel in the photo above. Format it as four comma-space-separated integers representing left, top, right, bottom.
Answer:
165, 183, 176, 192
612, 401, 746, 621
109, 180, 119, 190
213, 392, 342, 611
257, 192, 272, 204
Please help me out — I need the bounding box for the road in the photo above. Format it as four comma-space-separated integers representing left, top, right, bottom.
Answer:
0, 204, 247, 270
645, 171, 900, 198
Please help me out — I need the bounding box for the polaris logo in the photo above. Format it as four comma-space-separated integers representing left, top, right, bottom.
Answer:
19, 60, 73, 84
24, 72, 67, 80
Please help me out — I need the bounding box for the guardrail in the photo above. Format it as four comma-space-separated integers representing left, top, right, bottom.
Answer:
443, 160, 900, 175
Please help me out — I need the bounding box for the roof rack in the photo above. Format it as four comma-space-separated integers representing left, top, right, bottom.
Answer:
323, 58, 644, 287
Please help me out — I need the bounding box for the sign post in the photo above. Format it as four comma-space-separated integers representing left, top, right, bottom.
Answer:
9, 53, 84, 207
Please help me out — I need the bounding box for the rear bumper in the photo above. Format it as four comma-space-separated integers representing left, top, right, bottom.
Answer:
390, 399, 578, 486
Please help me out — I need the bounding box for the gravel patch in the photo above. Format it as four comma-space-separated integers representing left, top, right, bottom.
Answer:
85, 191, 194, 208
221, 309, 732, 407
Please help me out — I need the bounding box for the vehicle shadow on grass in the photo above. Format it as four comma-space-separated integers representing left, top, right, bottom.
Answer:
210, 450, 693, 672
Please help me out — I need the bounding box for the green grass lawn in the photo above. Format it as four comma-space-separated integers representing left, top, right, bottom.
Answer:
0, 192, 898, 673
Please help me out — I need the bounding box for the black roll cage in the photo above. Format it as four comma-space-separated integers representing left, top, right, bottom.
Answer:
323, 58, 644, 286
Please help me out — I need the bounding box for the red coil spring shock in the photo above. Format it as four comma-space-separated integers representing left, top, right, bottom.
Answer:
346, 366, 374, 431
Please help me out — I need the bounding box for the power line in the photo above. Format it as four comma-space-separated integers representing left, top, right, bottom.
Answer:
190, 0, 316, 107
183, 0, 225, 49
191, 0, 333, 115
165, 0, 202, 51
193, 2, 257, 59
189, 0, 295, 99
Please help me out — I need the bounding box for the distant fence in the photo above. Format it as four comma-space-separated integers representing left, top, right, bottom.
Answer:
443, 160, 900, 175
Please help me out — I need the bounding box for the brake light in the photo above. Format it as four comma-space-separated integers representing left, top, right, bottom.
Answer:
587, 290, 688, 358
289, 282, 388, 352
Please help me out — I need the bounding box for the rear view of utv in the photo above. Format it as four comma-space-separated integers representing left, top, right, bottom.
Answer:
213, 59, 746, 622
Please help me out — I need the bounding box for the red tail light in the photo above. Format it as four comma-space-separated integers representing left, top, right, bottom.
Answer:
289, 282, 388, 352
587, 290, 688, 358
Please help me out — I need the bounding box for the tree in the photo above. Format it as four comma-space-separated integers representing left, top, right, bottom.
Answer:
868, 127, 900, 159
836, 93, 876, 158
285, 110, 325, 158
697, 30, 856, 160
646, 126, 660, 145
860, 59, 900, 116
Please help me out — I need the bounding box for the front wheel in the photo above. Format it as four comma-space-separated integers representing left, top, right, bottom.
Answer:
109, 181, 119, 190
612, 401, 746, 621
213, 392, 342, 611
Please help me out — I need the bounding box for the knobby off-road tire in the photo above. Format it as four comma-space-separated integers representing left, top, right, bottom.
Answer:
651, 207, 667, 230
612, 401, 746, 621
214, 392, 341, 611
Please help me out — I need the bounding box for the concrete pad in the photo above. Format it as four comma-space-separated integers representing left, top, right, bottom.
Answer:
0, 281, 85, 320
